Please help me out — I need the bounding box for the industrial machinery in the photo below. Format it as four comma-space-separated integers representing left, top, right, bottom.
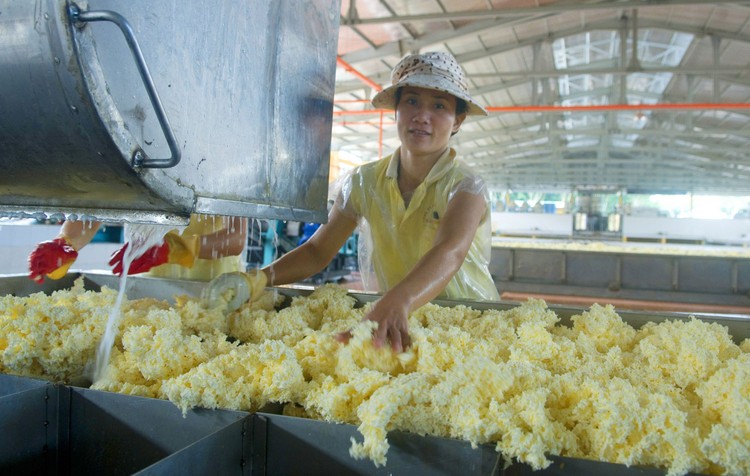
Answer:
0, 0, 339, 224
572, 189, 622, 238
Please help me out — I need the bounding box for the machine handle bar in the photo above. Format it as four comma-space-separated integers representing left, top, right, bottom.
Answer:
68, 3, 181, 169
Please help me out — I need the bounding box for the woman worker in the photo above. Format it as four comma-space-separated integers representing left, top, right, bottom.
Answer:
258, 51, 500, 352
28, 214, 248, 282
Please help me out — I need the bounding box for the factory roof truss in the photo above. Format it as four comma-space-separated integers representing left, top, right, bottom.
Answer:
332, 0, 750, 195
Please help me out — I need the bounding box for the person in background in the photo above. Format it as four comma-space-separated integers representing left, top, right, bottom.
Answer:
256, 51, 500, 352
28, 214, 248, 282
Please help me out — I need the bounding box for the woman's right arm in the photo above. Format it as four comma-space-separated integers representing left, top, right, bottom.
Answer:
262, 204, 358, 286
59, 220, 102, 251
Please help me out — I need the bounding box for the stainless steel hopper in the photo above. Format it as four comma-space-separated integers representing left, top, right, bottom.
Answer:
0, 0, 340, 224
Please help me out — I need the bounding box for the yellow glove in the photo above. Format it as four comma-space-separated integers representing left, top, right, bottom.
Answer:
163, 231, 200, 268
203, 269, 268, 314
110, 230, 200, 276
245, 268, 268, 301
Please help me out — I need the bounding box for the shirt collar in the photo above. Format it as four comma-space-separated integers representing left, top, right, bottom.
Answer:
385, 147, 456, 184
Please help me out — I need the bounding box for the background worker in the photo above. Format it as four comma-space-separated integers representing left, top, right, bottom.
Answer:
257, 51, 500, 352
28, 214, 248, 282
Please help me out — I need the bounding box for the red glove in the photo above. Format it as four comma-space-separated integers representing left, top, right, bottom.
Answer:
108, 231, 198, 276
108, 242, 169, 276
28, 237, 79, 283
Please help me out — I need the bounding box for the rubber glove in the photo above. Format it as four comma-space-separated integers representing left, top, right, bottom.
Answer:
203, 269, 267, 314
109, 230, 199, 276
28, 237, 79, 283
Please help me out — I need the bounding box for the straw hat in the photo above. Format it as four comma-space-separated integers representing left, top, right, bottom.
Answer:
371, 51, 487, 116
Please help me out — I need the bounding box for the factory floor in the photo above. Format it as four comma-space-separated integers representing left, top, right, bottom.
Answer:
325, 271, 365, 292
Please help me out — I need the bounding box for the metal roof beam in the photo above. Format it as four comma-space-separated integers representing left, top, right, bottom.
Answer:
341, 1, 743, 26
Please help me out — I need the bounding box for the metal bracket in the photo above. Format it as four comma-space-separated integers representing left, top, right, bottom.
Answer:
67, 2, 181, 169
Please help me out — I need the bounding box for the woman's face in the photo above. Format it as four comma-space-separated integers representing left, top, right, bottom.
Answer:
395, 86, 466, 161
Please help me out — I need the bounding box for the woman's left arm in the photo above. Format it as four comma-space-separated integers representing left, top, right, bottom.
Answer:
196, 216, 249, 259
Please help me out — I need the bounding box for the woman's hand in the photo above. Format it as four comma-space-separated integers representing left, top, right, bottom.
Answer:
336, 294, 412, 353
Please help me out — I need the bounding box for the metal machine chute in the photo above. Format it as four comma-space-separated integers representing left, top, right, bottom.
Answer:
0, 0, 339, 224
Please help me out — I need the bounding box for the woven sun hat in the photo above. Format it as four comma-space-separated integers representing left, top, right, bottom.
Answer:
371, 51, 487, 116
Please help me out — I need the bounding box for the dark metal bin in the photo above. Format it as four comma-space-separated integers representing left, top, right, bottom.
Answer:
251, 413, 705, 476
251, 412, 501, 476
0, 375, 252, 475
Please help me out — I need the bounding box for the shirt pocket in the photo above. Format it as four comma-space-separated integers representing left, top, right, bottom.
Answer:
418, 209, 441, 254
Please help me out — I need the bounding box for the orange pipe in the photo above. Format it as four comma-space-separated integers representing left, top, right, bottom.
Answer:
501, 291, 750, 315
334, 99, 372, 104
335, 120, 395, 126
332, 102, 750, 116
486, 102, 750, 113
378, 111, 383, 159
333, 57, 386, 156
333, 109, 388, 116
337, 56, 382, 92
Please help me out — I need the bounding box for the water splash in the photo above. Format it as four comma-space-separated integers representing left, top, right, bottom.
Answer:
93, 270, 129, 382
92, 223, 176, 383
